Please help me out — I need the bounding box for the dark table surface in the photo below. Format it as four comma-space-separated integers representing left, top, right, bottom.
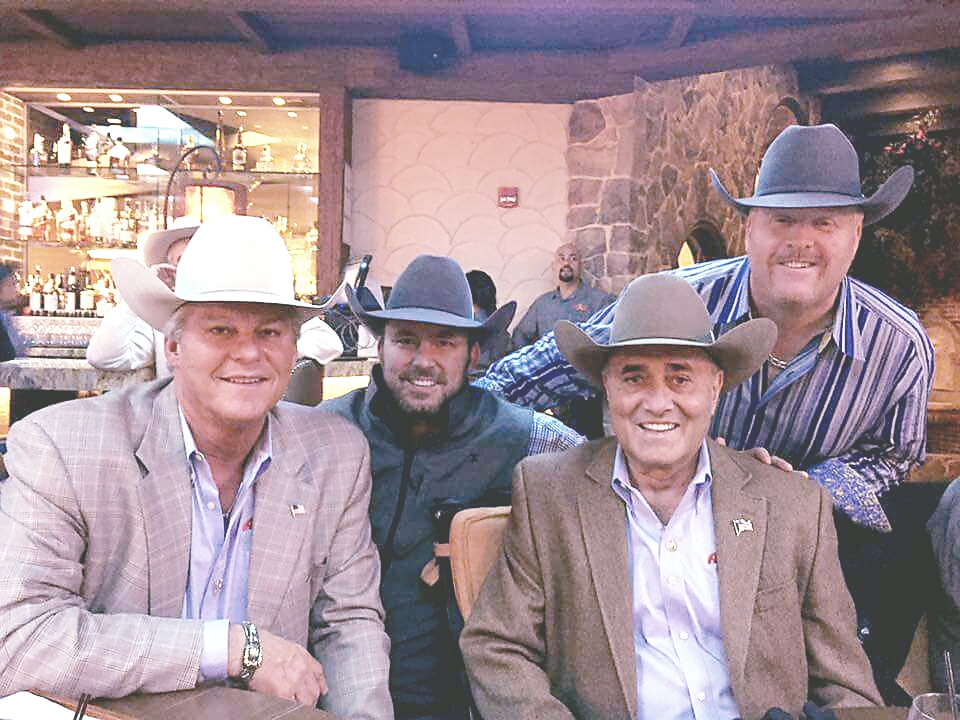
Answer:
97, 686, 336, 720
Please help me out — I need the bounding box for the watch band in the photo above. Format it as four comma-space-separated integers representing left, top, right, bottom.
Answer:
237, 621, 263, 685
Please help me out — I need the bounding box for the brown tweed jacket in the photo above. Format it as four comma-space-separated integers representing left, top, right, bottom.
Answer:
461, 438, 882, 720
0, 379, 392, 720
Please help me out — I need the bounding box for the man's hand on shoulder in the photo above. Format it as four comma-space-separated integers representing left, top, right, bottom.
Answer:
228, 623, 327, 707
716, 436, 806, 476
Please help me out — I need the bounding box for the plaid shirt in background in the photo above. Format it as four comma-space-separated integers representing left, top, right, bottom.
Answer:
477, 256, 935, 532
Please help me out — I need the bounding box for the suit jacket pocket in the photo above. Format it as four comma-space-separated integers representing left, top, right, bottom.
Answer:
754, 582, 795, 614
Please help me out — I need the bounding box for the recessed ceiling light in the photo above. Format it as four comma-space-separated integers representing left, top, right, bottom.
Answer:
3, 126, 16, 140
218, 96, 233, 105
108, 94, 124, 103
107, 118, 122, 124
272, 97, 286, 106
253, 124, 262, 129
287, 111, 298, 118
56, 93, 72, 102
236, 110, 248, 117
82, 106, 95, 113
301, 125, 309, 130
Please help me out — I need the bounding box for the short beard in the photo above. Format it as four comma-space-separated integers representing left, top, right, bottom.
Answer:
558, 266, 575, 283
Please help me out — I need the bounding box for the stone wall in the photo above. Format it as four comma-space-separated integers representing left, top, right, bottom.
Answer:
0, 91, 26, 264
566, 66, 800, 293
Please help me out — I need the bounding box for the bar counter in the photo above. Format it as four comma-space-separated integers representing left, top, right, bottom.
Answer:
0, 357, 155, 392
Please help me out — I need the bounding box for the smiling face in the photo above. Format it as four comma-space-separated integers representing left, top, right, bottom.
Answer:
379, 320, 479, 416
602, 346, 723, 486
166, 302, 298, 441
745, 206, 863, 319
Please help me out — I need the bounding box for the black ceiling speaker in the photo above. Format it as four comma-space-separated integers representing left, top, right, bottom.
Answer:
397, 30, 459, 75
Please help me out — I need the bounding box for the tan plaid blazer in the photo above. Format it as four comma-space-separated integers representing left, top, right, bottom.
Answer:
0, 379, 392, 720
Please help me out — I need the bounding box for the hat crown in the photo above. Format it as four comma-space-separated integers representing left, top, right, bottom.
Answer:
755, 124, 863, 199
385, 254, 475, 321
611, 274, 714, 345
174, 215, 297, 302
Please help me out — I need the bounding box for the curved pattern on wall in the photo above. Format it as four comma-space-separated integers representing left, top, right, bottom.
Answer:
350, 100, 571, 326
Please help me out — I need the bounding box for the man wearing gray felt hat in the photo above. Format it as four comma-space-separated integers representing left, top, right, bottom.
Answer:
462, 272, 881, 720
477, 123, 935, 702
322, 253, 584, 720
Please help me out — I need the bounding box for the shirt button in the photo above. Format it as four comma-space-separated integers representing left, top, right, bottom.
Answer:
665, 539, 678, 552
667, 575, 680, 585
213, 578, 224, 593
206, 501, 217, 511
697, 692, 706, 702
679, 631, 689, 640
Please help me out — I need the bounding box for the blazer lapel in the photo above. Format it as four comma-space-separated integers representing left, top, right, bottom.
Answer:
710, 440, 768, 689
577, 439, 637, 719
246, 409, 318, 627
134, 382, 193, 618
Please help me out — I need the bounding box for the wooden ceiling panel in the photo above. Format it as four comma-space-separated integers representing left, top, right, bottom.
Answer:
0, 11, 35, 41
468, 12, 672, 52
56, 10, 242, 43
263, 11, 449, 48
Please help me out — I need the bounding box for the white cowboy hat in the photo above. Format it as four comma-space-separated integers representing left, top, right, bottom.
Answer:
140, 215, 201, 267
113, 215, 323, 332
556, 273, 776, 391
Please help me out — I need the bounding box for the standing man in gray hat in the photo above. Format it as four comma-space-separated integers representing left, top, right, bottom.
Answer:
322, 254, 583, 720
462, 273, 881, 719
476, 123, 935, 699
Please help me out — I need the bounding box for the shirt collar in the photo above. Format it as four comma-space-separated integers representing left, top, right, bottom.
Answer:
177, 405, 274, 470
611, 439, 713, 510
726, 259, 861, 362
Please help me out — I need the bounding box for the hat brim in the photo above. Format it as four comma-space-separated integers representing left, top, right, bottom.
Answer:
556, 316, 776, 391
710, 165, 914, 226
348, 285, 516, 352
142, 225, 199, 267
112, 257, 323, 332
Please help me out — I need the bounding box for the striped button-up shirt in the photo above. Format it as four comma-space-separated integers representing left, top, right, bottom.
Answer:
477, 257, 934, 531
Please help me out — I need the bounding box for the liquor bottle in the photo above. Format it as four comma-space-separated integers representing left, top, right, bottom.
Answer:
215, 109, 227, 163
57, 123, 73, 168
28, 268, 42, 314
42, 272, 59, 313
79, 270, 96, 314
292, 141, 309, 173
64, 266, 79, 313
28, 133, 45, 167
232, 125, 248, 172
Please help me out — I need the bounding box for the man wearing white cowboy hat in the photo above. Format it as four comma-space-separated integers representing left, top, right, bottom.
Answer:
462, 273, 881, 720
0, 215, 392, 718
87, 215, 344, 377
321, 254, 583, 720
477, 123, 935, 698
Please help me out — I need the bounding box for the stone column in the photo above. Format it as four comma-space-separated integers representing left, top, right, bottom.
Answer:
0, 91, 26, 264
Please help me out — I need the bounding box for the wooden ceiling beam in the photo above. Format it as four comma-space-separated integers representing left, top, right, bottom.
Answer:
0, 0, 915, 19
226, 11, 274, 54
2, 8, 960, 103
823, 83, 960, 121
16, 9, 83, 49
801, 53, 960, 95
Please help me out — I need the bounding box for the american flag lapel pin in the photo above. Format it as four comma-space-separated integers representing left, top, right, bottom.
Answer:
290, 503, 306, 518
732, 516, 754, 537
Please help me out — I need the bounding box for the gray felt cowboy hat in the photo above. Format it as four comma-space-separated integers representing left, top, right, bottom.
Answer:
112, 214, 324, 331
348, 254, 516, 349
556, 273, 777, 391
710, 123, 914, 226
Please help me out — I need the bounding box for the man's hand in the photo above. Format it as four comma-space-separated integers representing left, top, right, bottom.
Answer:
716, 437, 805, 476
228, 624, 327, 706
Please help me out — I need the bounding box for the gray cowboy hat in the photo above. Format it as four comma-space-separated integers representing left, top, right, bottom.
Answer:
556, 273, 776, 391
348, 254, 516, 349
710, 123, 914, 226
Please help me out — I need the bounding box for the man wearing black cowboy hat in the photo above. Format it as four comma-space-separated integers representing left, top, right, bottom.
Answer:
462, 273, 881, 720
321, 254, 583, 720
477, 123, 935, 699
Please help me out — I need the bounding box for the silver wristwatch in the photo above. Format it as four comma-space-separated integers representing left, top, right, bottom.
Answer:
237, 621, 263, 685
